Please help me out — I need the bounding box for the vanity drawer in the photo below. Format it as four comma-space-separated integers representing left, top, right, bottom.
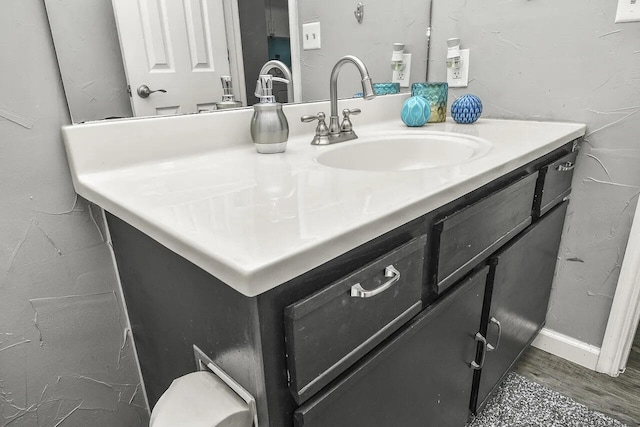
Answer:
284, 235, 426, 404
433, 172, 538, 294
534, 151, 577, 217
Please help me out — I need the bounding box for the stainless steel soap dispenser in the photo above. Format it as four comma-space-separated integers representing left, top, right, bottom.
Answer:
251, 75, 289, 154
215, 76, 243, 110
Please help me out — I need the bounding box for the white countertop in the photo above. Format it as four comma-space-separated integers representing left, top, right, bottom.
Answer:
63, 94, 585, 296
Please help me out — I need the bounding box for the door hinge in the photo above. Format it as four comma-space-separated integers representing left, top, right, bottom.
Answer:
127, 85, 132, 97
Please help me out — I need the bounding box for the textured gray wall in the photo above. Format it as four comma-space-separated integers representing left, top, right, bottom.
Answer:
426, 0, 640, 347
1, 1, 147, 425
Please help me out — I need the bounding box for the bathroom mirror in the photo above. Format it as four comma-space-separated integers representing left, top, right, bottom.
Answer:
45, 0, 432, 123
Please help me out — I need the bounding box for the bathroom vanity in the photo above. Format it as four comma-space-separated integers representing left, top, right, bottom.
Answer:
62, 94, 585, 426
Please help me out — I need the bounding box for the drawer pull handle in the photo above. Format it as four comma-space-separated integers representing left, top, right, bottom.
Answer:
556, 161, 575, 172
470, 332, 488, 370
350, 265, 400, 298
488, 317, 502, 351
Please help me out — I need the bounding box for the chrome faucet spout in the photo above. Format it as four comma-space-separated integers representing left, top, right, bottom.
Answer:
301, 55, 375, 145
329, 55, 375, 135
259, 60, 294, 103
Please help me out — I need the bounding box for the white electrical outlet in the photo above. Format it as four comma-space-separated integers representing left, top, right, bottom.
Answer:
616, 0, 640, 23
392, 53, 412, 88
302, 22, 321, 50
447, 49, 470, 88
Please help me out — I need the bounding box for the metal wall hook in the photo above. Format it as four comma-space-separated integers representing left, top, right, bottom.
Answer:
354, 2, 364, 24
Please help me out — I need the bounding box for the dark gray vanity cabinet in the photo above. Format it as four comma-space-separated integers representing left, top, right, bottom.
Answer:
472, 201, 569, 411
106, 139, 580, 427
293, 266, 489, 427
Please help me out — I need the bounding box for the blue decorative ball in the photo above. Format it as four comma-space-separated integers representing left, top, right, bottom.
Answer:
401, 96, 431, 127
451, 94, 483, 124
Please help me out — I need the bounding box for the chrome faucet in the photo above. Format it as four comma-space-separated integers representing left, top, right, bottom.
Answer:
259, 60, 293, 103
329, 55, 375, 135
301, 55, 376, 145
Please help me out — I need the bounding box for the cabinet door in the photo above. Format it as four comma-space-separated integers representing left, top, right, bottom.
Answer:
475, 201, 568, 409
294, 266, 488, 427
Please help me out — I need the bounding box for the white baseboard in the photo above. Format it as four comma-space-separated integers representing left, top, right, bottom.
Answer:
531, 327, 601, 371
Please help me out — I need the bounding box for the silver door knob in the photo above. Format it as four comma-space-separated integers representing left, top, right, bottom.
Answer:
137, 85, 167, 98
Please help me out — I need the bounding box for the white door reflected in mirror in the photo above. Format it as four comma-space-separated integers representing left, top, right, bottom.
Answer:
112, 0, 237, 117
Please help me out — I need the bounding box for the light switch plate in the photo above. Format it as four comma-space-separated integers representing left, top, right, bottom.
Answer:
392, 54, 412, 88
302, 22, 321, 50
616, 0, 640, 22
447, 49, 470, 88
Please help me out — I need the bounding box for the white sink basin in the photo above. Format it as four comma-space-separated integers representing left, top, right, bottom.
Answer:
316, 131, 492, 172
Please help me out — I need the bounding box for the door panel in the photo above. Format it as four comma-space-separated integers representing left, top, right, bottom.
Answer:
138, 0, 173, 70
476, 201, 569, 408
113, 0, 233, 116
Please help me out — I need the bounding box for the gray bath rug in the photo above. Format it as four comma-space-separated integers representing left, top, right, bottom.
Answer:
469, 372, 629, 427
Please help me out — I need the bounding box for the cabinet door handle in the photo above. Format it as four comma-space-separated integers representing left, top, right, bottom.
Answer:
488, 317, 502, 351
556, 161, 575, 172
470, 332, 488, 370
350, 265, 400, 298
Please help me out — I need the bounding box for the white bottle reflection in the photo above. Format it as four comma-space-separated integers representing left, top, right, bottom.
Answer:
253, 154, 298, 231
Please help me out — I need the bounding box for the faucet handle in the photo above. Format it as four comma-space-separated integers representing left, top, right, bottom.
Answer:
301, 112, 326, 123
301, 112, 331, 145
340, 108, 361, 133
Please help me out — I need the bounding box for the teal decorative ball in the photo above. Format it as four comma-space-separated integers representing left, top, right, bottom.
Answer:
401, 96, 431, 127
451, 94, 483, 124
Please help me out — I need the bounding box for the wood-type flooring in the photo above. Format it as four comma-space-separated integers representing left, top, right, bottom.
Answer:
514, 325, 640, 426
